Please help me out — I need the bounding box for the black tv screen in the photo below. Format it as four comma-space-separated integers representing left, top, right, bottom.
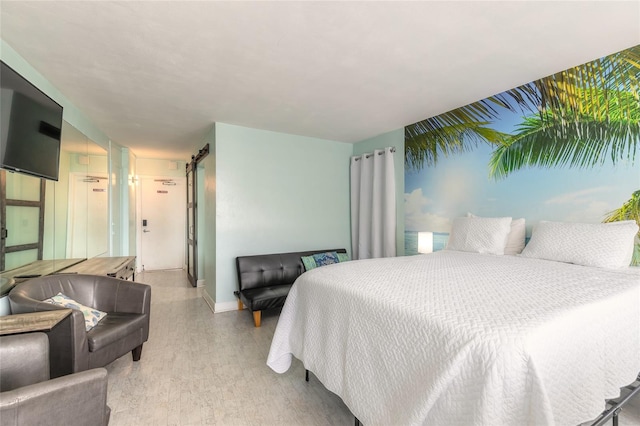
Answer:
1, 61, 63, 181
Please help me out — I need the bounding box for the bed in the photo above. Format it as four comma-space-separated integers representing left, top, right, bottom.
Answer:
267, 226, 640, 425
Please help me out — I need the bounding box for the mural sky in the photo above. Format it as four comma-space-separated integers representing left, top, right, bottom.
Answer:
404, 44, 639, 258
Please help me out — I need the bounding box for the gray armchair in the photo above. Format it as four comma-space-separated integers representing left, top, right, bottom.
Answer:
0, 333, 110, 426
9, 274, 151, 378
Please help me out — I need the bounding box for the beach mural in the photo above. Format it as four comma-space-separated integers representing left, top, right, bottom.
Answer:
404, 45, 640, 264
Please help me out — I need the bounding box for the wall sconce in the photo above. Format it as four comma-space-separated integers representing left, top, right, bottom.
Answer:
418, 232, 433, 254
129, 175, 138, 185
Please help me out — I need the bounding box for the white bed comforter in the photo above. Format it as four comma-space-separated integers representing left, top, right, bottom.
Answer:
267, 251, 640, 426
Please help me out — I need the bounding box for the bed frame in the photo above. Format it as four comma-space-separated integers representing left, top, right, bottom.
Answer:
589, 373, 640, 426
304, 369, 640, 426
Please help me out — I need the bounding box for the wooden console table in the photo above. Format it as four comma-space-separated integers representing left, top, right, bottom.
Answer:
1, 256, 136, 297
3, 259, 85, 283
60, 256, 136, 280
1, 259, 85, 296
0, 309, 72, 336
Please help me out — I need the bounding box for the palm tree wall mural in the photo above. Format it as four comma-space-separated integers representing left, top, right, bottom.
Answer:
404, 45, 639, 263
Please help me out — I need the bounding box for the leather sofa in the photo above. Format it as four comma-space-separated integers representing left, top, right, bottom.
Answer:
235, 248, 346, 327
9, 274, 151, 378
0, 333, 110, 425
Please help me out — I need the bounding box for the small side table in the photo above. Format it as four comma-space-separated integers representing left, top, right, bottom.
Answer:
0, 309, 72, 336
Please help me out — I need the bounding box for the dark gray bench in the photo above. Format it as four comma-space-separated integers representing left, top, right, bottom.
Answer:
235, 248, 347, 327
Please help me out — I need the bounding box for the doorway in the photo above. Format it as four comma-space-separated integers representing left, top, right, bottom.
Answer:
137, 176, 186, 272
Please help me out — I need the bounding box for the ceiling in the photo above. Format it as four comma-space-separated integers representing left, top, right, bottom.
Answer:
1, 1, 639, 161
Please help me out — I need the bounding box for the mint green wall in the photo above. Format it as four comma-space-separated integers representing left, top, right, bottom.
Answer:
1, 41, 109, 148
202, 125, 217, 301
0, 41, 122, 314
212, 123, 352, 305
2, 39, 405, 308
353, 128, 406, 256
47, 152, 70, 260
1, 40, 134, 265
109, 142, 123, 256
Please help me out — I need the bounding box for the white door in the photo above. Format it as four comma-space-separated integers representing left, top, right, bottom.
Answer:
138, 176, 186, 271
67, 173, 109, 259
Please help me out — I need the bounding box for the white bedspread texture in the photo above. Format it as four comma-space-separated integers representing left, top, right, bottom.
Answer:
267, 251, 640, 426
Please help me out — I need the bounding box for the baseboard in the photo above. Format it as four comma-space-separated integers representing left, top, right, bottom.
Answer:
214, 300, 242, 313
201, 292, 242, 314
196, 279, 205, 288
201, 290, 215, 313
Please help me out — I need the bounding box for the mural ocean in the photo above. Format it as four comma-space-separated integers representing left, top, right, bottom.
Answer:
404, 45, 640, 263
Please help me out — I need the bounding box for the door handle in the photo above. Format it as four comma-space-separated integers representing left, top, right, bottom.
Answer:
143, 229, 151, 233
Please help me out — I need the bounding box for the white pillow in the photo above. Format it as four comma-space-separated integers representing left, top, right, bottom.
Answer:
445, 216, 512, 255
468, 213, 525, 255
506, 218, 526, 255
520, 220, 638, 269
43, 292, 107, 331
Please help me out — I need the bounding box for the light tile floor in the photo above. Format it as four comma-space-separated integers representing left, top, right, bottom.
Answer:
106, 269, 353, 426
106, 269, 640, 426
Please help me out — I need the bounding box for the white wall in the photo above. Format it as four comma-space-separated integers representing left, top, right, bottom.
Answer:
136, 158, 185, 177
210, 123, 353, 308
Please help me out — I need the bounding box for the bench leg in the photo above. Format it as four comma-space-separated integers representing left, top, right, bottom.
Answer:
237, 299, 244, 310
253, 311, 262, 327
132, 344, 143, 361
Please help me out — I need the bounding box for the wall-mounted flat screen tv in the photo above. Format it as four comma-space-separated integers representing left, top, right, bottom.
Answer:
1, 61, 63, 181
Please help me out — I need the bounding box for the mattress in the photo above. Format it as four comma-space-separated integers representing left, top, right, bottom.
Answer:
267, 251, 640, 425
